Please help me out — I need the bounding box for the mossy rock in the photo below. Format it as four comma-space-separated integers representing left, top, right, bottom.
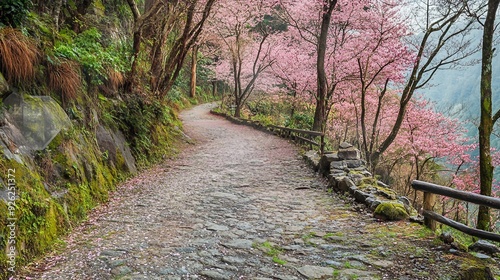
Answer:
373, 201, 409, 221
0, 72, 9, 94
460, 262, 494, 280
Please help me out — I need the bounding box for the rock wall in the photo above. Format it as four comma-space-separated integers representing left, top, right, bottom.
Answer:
0, 75, 182, 277
305, 143, 420, 221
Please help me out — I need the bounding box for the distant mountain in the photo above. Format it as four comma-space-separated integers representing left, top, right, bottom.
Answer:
420, 50, 500, 148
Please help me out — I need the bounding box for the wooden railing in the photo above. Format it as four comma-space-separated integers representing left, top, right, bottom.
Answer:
210, 110, 325, 154
412, 180, 500, 242
269, 125, 325, 155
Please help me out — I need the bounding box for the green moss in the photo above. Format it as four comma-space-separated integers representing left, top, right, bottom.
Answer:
460, 259, 495, 280
115, 150, 126, 171
373, 201, 409, 221
255, 241, 287, 265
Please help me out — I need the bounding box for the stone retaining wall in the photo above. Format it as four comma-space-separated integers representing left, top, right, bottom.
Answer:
304, 144, 420, 222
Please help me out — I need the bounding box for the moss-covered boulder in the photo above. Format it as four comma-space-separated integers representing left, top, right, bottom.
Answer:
373, 201, 409, 221
460, 262, 495, 280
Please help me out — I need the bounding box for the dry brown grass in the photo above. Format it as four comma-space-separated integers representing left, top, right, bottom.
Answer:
107, 68, 125, 90
48, 59, 82, 106
0, 27, 39, 84
100, 68, 125, 97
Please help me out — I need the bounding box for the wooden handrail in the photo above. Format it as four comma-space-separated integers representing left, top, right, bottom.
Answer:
269, 125, 325, 154
412, 180, 500, 210
411, 180, 500, 241
423, 210, 500, 242
210, 110, 325, 154
270, 125, 324, 137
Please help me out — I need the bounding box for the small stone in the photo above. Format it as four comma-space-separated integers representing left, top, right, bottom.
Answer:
338, 147, 361, 160
111, 265, 132, 276
222, 239, 253, 249
353, 190, 370, 203
307, 238, 326, 245
469, 240, 500, 255
345, 159, 365, 168
371, 260, 393, 268
293, 238, 305, 245
211, 192, 239, 200
207, 224, 229, 231
297, 265, 334, 279
330, 161, 347, 170
222, 256, 246, 264
176, 247, 196, 253
473, 252, 492, 259
200, 270, 232, 280
337, 177, 356, 192
440, 232, 454, 244
101, 250, 126, 257
324, 260, 343, 267
108, 259, 126, 268
157, 268, 176, 275
339, 142, 353, 149
283, 245, 303, 251
319, 153, 341, 175
286, 225, 304, 232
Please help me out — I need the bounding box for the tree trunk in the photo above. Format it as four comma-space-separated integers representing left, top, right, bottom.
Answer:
53, 0, 63, 31
477, 0, 500, 231
190, 45, 199, 98
212, 80, 217, 97
312, 0, 337, 132
234, 95, 241, 117
312, 97, 326, 131
125, 0, 142, 94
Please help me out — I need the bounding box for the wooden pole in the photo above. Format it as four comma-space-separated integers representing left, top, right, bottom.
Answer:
423, 192, 437, 231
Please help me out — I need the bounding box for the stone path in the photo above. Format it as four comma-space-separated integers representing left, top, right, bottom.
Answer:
22, 103, 499, 279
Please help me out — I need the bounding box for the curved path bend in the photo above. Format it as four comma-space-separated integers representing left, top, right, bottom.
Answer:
23, 103, 497, 280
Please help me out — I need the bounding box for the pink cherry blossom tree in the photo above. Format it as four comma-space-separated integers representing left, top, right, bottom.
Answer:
352, 0, 413, 167
208, 0, 283, 117
369, 0, 480, 167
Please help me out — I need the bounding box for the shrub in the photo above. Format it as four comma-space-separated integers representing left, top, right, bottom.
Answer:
0, 0, 31, 27
53, 28, 131, 86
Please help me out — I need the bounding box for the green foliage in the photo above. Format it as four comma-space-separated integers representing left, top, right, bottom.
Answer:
284, 111, 314, 130
112, 96, 181, 166
53, 28, 131, 85
196, 54, 216, 83
251, 114, 274, 126
246, 97, 314, 130
0, 0, 31, 27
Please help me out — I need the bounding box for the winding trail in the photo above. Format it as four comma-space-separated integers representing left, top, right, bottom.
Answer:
23, 103, 497, 279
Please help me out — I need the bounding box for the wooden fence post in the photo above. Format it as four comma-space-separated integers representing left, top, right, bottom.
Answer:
423, 192, 437, 231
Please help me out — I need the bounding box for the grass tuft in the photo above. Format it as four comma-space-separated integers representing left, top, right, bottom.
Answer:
0, 27, 39, 84
48, 59, 81, 106
107, 68, 125, 91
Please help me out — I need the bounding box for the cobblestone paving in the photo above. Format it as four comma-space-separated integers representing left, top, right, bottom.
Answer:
23, 103, 499, 280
